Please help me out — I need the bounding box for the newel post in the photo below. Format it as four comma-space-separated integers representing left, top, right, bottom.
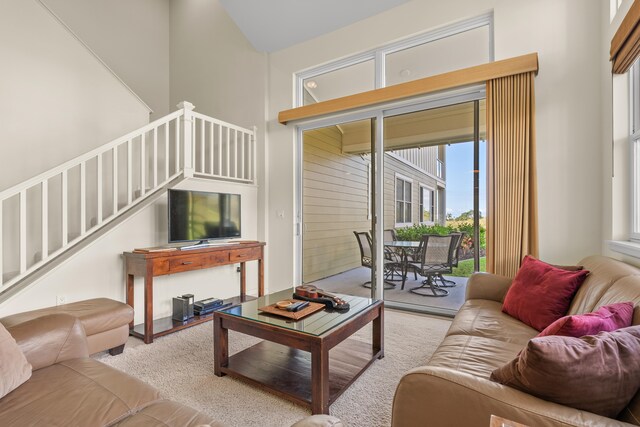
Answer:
178, 101, 195, 178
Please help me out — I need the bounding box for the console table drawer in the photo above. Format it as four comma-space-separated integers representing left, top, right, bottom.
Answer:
230, 247, 261, 262
169, 255, 205, 272
209, 251, 230, 265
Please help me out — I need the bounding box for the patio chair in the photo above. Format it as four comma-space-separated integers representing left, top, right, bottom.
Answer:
406, 234, 457, 297
437, 232, 465, 287
382, 229, 410, 281
353, 231, 399, 290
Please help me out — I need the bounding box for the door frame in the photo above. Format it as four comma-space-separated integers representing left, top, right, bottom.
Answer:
295, 86, 486, 303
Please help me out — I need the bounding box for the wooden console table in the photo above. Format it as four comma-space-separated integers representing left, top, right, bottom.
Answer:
123, 242, 265, 343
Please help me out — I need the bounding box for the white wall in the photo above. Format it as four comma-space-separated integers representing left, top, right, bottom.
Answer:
0, 0, 151, 191
42, 0, 170, 120
0, 178, 259, 325
266, 0, 604, 291
169, 0, 269, 280
0, 0, 268, 323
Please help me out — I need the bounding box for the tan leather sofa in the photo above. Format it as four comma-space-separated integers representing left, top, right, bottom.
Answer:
391, 255, 640, 427
0, 312, 342, 427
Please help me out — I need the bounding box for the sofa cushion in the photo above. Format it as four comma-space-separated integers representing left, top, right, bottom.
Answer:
537, 301, 634, 338
0, 323, 31, 399
0, 358, 160, 426
429, 334, 524, 379
491, 326, 640, 418
502, 256, 589, 331
568, 256, 640, 315
591, 276, 640, 325
110, 399, 219, 427
446, 300, 537, 346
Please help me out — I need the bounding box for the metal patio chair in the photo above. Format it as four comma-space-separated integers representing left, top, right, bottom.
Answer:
353, 231, 400, 290
406, 234, 457, 297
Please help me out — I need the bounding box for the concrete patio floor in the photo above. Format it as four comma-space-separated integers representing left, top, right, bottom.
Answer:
308, 266, 468, 313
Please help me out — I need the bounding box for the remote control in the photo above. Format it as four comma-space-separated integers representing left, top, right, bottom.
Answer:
292, 301, 309, 312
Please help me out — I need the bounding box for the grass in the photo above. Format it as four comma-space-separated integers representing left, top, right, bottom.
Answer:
451, 257, 486, 277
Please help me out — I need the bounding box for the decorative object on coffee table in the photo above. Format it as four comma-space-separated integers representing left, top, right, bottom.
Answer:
258, 299, 325, 320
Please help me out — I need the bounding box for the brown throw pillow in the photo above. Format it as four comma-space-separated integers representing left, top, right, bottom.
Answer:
0, 322, 32, 398
490, 326, 640, 418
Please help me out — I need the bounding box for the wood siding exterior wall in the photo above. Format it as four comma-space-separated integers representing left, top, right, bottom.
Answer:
303, 126, 370, 283
303, 127, 444, 283
383, 154, 443, 230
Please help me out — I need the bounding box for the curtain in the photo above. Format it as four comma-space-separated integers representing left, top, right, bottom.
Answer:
486, 72, 538, 277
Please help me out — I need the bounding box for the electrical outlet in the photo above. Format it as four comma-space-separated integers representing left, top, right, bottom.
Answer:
56, 295, 67, 306
236, 266, 241, 273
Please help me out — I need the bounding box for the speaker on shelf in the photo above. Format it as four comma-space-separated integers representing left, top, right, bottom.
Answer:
172, 294, 194, 322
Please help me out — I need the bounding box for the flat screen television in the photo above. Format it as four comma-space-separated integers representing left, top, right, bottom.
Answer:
168, 189, 241, 244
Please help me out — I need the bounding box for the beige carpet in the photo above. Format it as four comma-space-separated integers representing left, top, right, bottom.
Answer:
96, 310, 451, 427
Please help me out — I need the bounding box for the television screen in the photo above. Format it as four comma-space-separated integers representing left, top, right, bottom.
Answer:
168, 189, 241, 243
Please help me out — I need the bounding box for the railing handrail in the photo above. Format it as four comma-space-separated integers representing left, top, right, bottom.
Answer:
191, 112, 254, 134
0, 102, 256, 297
0, 110, 184, 201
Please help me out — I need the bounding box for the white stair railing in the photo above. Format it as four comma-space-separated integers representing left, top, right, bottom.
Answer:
0, 102, 256, 294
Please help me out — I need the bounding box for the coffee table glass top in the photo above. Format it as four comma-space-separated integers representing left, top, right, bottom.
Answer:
219, 289, 378, 336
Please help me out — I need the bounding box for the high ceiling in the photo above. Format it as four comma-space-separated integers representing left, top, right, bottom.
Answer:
218, 0, 410, 53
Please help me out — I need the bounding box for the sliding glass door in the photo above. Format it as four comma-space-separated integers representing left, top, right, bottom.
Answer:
296, 89, 487, 314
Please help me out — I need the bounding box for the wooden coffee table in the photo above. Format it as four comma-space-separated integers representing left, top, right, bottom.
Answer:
213, 289, 384, 414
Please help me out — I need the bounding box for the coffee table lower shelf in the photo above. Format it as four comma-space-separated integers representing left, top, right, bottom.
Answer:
220, 338, 380, 409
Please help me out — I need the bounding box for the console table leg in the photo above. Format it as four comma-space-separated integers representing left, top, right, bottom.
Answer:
126, 274, 134, 329
240, 261, 246, 300
311, 345, 330, 414
144, 266, 154, 344
213, 315, 228, 376
258, 258, 264, 296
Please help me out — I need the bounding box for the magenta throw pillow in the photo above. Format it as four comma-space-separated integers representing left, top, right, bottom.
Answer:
537, 302, 634, 338
502, 256, 589, 331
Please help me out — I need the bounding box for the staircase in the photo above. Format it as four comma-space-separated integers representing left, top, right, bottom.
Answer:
0, 101, 256, 299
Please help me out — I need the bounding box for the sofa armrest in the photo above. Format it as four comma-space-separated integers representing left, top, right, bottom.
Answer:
465, 272, 513, 302
4, 313, 89, 370
392, 366, 632, 427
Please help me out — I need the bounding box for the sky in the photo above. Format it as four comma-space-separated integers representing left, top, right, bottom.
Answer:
445, 140, 486, 218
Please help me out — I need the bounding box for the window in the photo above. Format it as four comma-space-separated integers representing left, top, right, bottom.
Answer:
631, 61, 640, 241
396, 175, 412, 225
611, 0, 623, 22
295, 13, 493, 107
419, 185, 435, 223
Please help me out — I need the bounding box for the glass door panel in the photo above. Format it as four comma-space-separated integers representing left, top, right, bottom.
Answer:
382, 100, 486, 315
301, 118, 379, 299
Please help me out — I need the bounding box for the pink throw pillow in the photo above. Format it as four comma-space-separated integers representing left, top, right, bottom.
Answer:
537, 302, 634, 338
502, 256, 589, 331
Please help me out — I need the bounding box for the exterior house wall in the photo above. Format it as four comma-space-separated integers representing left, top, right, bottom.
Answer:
302, 128, 443, 283
384, 153, 444, 231
303, 127, 369, 283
